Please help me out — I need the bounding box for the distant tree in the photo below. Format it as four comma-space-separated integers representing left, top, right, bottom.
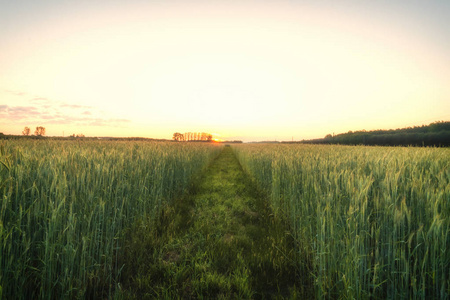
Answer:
172, 132, 184, 141
173, 131, 214, 142
185, 132, 207, 141
324, 134, 333, 139
34, 126, 45, 136
76, 133, 85, 138
22, 127, 30, 136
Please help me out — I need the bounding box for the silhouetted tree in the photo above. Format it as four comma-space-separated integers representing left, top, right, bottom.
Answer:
173, 132, 214, 142
22, 127, 30, 136
34, 126, 45, 136
172, 132, 184, 141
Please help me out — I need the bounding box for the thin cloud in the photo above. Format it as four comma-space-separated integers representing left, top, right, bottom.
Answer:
0, 105, 40, 120
31, 97, 49, 102
41, 114, 62, 120
4, 90, 26, 97
61, 103, 92, 109
1, 96, 131, 128
40, 116, 131, 127
88, 118, 131, 127
8, 106, 39, 113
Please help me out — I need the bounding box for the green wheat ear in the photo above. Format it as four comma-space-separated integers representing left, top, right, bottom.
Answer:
0, 144, 10, 171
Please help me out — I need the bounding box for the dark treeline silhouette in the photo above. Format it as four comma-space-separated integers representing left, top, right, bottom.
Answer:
96, 137, 169, 142
173, 132, 213, 142
288, 121, 450, 147
222, 140, 243, 144
249, 141, 280, 144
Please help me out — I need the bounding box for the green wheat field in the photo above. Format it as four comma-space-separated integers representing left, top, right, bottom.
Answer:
1, 140, 449, 299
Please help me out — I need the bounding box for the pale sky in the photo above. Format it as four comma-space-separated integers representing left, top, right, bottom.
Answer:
1, 0, 449, 141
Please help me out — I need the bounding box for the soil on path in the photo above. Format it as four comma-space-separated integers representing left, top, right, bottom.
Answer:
119, 146, 312, 299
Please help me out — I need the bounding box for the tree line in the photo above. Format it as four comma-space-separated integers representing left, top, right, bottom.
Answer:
295, 121, 450, 147
172, 132, 213, 142
20, 126, 85, 138
22, 126, 46, 136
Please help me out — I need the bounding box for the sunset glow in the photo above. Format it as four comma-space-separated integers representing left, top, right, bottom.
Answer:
1, 0, 449, 141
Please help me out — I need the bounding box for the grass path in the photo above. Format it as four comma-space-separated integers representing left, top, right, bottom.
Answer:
118, 146, 312, 298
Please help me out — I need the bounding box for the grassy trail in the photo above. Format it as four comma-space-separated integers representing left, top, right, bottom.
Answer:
119, 146, 312, 299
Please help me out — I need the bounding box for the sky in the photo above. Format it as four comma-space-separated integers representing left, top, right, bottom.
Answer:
1, 0, 449, 141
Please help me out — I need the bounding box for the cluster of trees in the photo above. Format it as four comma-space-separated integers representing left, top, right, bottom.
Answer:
299, 121, 450, 147
22, 126, 46, 136
172, 132, 213, 142
19, 127, 86, 138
